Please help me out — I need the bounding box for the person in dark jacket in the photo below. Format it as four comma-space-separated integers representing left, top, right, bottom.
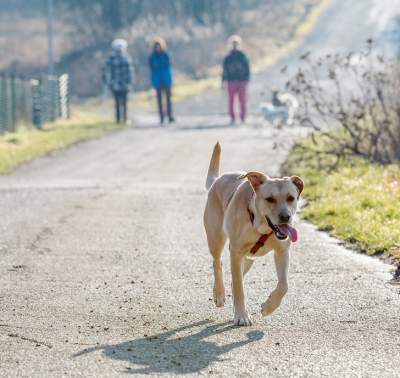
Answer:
102, 39, 134, 124
222, 35, 250, 124
149, 37, 174, 124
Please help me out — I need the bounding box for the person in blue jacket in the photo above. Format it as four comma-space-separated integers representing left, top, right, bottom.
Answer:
149, 37, 174, 124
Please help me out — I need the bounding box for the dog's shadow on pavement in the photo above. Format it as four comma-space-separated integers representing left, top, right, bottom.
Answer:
73, 320, 264, 374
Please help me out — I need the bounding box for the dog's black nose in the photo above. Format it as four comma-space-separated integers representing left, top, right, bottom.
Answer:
279, 213, 290, 223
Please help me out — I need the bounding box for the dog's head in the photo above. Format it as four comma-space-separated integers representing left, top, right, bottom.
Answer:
240, 172, 304, 242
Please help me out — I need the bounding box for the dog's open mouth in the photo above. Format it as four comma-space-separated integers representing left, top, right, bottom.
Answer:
266, 217, 298, 242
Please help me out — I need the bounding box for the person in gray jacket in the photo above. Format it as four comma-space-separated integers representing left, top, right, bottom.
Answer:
102, 39, 134, 124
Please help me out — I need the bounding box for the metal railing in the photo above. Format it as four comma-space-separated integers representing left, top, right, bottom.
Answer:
0, 73, 70, 133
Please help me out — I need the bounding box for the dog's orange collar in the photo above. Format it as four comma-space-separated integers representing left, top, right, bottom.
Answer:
250, 231, 274, 254
248, 208, 274, 255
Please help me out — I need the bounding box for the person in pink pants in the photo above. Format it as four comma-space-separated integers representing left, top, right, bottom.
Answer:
222, 35, 250, 124
228, 81, 247, 123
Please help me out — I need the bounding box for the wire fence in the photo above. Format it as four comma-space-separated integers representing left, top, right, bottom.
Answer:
0, 73, 70, 134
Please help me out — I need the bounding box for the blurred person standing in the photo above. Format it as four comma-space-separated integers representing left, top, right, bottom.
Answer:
102, 38, 134, 124
149, 37, 174, 124
222, 35, 250, 124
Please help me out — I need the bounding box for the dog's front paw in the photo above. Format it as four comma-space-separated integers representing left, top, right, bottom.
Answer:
234, 312, 253, 326
261, 296, 282, 316
261, 287, 287, 316
213, 285, 225, 307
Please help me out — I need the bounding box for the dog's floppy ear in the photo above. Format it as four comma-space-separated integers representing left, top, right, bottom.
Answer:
239, 171, 267, 192
291, 176, 304, 197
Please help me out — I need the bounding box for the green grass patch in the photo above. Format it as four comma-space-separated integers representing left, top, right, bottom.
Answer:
0, 111, 114, 174
286, 136, 400, 260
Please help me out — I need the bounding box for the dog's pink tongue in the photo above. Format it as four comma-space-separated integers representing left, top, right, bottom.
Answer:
278, 224, 298, 242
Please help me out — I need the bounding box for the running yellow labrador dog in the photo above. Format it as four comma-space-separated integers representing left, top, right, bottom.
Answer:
203, 142, 303, 326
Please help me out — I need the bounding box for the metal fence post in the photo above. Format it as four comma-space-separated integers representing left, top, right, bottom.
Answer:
0, 76, 6, 133
10, 75, 17, 132
31, 79, 43, 130
4, 76, 12, 132
46, 75, 58, 122
18, 78, 32, 127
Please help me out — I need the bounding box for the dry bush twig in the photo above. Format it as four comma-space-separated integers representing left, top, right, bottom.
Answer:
287, 40, 400, 166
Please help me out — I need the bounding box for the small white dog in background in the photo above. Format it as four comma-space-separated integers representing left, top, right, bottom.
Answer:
259, 90, 299, 126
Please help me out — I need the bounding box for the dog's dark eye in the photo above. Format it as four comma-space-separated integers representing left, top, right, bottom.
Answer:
266, 197, 276, 203
287, 195, 295, 202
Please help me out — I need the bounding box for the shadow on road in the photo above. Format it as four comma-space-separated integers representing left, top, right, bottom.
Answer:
128, 122, 232, 131
73, 320, 264, 374
174, 123, 233, 131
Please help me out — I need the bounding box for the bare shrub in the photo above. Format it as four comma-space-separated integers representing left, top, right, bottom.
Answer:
287, 40, 400, 166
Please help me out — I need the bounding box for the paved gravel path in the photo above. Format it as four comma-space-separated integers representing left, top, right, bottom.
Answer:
1, 1, 400, 377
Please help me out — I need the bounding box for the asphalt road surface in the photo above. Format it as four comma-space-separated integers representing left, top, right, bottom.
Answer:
1, 1, 400, 377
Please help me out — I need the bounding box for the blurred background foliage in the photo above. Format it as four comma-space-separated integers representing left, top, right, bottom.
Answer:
0, 0, 319, 96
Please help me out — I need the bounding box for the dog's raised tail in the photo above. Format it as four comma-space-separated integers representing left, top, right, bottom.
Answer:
205, 142, 221, 190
